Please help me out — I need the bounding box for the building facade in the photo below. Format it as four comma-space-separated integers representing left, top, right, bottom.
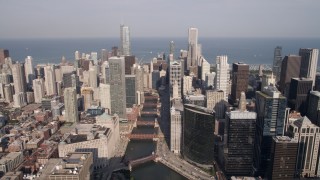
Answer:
64, 87, 78, 123
215, 56, 230, 101
231, 62, 249, 104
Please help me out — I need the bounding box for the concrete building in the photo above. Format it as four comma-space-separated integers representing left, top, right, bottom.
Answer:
89, 67, 97, 88
261, 73, 276, 88
120, 24, 131, 56
215, 56, 230, 100
44, 65, 57, 96
12, 63, 27, 93
33, 78, 45, 103
184, 93, 205, 107
99, 83, 111, 111
0, 152, 24, 174
288, 117, 320, 177
170, 99, 183, 154
64, 88, 78, 123
205, 72, 215, 88
299, 48, 319, 87
63, 71, 79, 93
109, 57, 127, 119
24, 56, 35, 86
125, 56, 135, 75
288, 78, 313, 115
183, 75, 193, 96
169, 61, 182, 98
272, 46, 282, 82
41, 152, 93, 180
58, 124, 117, 169
187, 27, 199, 72
132, 64, 144, 105
279, 55, 301, 96
206, 90, 225, 119
81, 87, 93, 111
13, 92, 27, 108
231, 62, 249, 104
0, 49, 9, 65
268, 136, 298, 180
4, 84, 13, 103
224, 102, 256, 176
253, 85, 287, 177
201, 57, 210, 81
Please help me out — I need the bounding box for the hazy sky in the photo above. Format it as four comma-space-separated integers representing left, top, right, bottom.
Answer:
1, 0, 320, 38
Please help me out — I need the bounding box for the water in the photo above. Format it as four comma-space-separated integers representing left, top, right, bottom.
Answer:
1, 37, 320, 65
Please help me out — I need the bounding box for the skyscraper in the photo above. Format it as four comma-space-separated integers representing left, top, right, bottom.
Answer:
99, 83, 111, 111
169, 41, 175, 56
125, 75, 136, 108
224, 96, 256, 176
201, 57, 210, 81
279, 55, 301, 96
288, 117, 320, 177
120, 24, 131, 56
183, 75, 193, 96
89, 68, 98, 88
306, 91, 320, 126
299, 48, 319, 87
231, 62, 249, 104
272, 46, 282, 82
109, 57, 127, 119
32, 78, 45, 103
253, 85, 287, 177
81, 87, 93, 111
170, 99, 183, 154
215, 56, 230, 100
206, 90, 225, 119
124, 56, 135, 75
0, 49, 9, 65
12, 63, 27, 94
64, 87, 79, 123
268, 136, 298, 180
169, 61, 182, 98
100, 49, 108, 62
24, 56, 35, 87
44, 65, 57, 96
187, 28, 198, 71
183, 104, 215, 164
288, 78, 313, 115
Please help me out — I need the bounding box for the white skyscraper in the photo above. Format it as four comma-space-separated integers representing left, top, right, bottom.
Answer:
170, 61, 182, 98
64, 87, 79, 123
170, 102, 182, 154
24, 56, 35, 86
215, 56, 230, 100
183, 75, 193, 96
120, 24, 131, 56
201, 57, 210, 80
13, 92, 27, 108
32, 78, 45, 103
288, 117, 320, 177
99, 83, 111, 111
44, 65, 57, 96
187, 27, 199, 70
205, 72, 216, 88
90, 52, 98, 65
89, 68, 97, 88
12, 63, 26, 94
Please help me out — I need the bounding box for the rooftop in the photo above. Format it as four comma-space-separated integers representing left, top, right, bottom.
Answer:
273, 136, 298, 143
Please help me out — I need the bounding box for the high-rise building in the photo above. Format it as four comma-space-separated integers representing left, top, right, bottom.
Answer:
32, 78, 45, 103
125, 75, 136, 108
64, 87, 79, 123
272, 46, 282, 82
170, 61, 182, 98
224, 98, 256, 176
101, 49, 108, 62
63, 71, 79, 93
13, 92, 27, 108
187, 28, 199, 71
125, 56, 135, 75
268, 136, 298, 180
12, 63, 27, 93
120, 24, 131, 56
169, 41, 175, 57
288, 78, 313, 115
90, 52, 98, 64
306, 91, 320, 126
74, 50, 81, 60
170, 99, 183, 154
81, 87, 93, 111
24, 56, 35, 86
261, 73, 276, 88
299, 48, 319, 87
315, 74, 320, 91
288, 116, 320, 177
132, 64, 145, 105
231, 62, 249, 104
279, 55, 301, 96
183, 75, 193, 96
109, 57, 127, 118
201, 57, 210, 81
215, 56, 230, 100
44, 65, 57, 96
206, 90, 225, 118
0, 49, 9, 65
253, 85, 287, 177
205, 72, 215, 88
4, 84, 13, 103
99, 83, 111, 111
89, 68, 98, 88
183, 104, 215, 164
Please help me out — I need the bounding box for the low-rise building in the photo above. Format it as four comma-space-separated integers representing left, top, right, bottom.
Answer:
0, 152, 24, 174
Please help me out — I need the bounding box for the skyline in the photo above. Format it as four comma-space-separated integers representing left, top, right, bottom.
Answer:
1, 0, 320, 39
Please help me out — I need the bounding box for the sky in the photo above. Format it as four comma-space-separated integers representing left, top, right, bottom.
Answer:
0, 0, 320, 39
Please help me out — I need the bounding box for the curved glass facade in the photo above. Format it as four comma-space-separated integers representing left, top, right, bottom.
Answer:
183, 104, 215, 165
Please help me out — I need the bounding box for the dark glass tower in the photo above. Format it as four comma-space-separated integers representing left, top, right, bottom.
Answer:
183, 104, 215, 164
